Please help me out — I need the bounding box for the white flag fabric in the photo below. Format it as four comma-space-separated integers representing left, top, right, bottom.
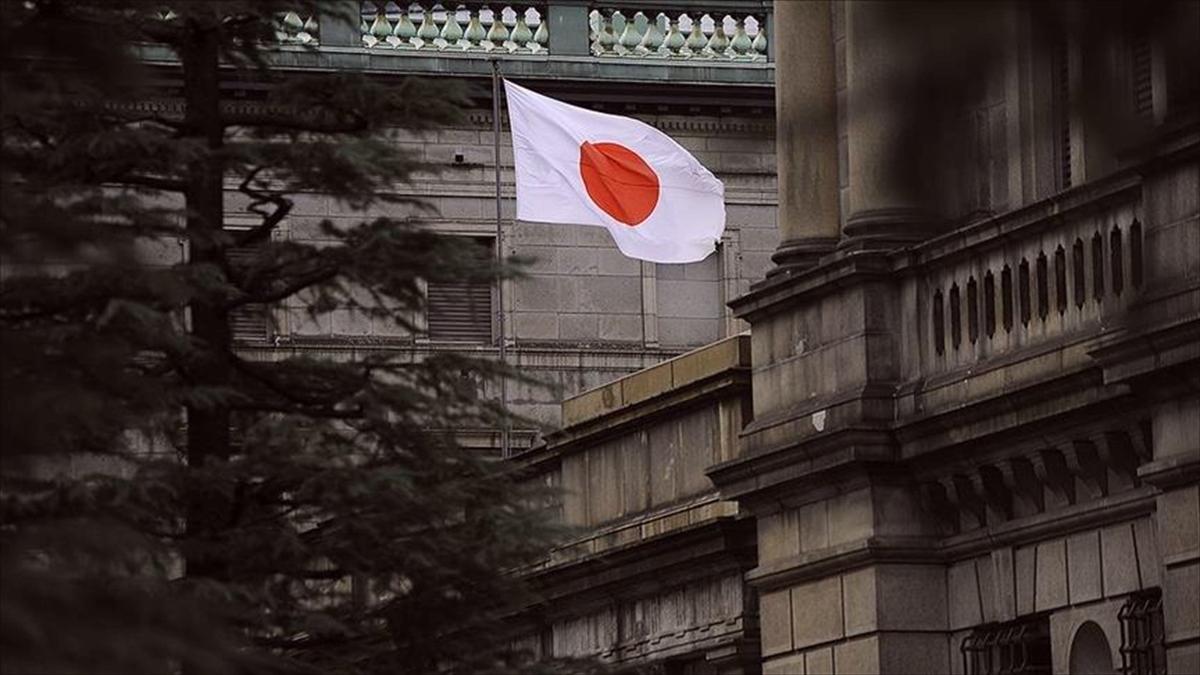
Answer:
504, 80, 725, 264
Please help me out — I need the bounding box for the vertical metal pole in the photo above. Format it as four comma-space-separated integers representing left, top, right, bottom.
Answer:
492, 59, 511, 458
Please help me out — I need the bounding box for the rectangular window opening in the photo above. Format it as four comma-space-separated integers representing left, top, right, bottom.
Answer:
426, 236, 495, 343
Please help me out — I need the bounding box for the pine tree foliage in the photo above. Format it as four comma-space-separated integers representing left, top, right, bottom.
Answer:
0, 3, 578, 673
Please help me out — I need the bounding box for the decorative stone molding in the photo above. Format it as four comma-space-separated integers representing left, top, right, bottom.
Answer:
918, 422, 1151, 535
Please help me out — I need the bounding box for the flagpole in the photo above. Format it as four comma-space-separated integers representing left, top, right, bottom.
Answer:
491, 59, 511, 458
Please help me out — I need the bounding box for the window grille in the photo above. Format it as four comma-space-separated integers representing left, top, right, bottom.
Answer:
961, 616, 1051, 675
227, 241, 270, 343
1051, 27, 1072, 190
1130, 34, 1154, 119
426, 236, 494, 343
1119, 590, 1166, 675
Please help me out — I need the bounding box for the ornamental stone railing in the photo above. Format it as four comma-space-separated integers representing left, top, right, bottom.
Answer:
277, 10, 320, 44
360, 2, 549, 52
353, 2, 770, 60
917, 177, 1143, 380
588, 8, 766, 60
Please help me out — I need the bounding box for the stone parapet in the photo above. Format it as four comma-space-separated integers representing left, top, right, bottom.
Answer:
514, 333, 758, 672
560, 333, 750, 427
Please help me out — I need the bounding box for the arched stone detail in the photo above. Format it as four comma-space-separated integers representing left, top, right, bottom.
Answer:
1068, 620, 1116, 675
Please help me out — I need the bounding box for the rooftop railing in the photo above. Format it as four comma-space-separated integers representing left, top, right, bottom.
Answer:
288, 2, 772, 63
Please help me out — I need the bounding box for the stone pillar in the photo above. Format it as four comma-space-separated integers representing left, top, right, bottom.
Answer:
1144, 397, 1200, 675
843, 1, 941, 247
770, 0, 840, 272
545, 0, 591, 56
317, 1, 362, 48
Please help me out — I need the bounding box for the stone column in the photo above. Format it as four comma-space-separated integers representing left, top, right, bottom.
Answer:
771, 0, 840, 272
1144, 397, 1200, 675
545, 0, 591, 56
317, 1, 363, 47
843, 1, 941, 247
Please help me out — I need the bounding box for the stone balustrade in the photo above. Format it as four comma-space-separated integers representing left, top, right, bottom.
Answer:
918, 177, 1143, 379
360, 2, 549, 52
354, 2, 769, 60
588, 8, 766, 60
277, 10, 320, 44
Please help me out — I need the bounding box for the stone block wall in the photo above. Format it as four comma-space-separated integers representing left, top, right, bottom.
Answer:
216, 110, 776, 434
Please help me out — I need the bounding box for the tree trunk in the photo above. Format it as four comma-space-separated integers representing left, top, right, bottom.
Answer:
181, 25, 232, 583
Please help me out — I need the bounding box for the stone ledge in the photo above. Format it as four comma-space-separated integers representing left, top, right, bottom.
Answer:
541, 495, 740, 568
1138, 450, 1200, 489
561, 333, 750, 427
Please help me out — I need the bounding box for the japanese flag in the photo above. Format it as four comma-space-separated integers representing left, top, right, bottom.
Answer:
504, 80, 726, 264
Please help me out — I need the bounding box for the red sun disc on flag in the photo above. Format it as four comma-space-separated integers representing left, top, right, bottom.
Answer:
578, 141, 660, 227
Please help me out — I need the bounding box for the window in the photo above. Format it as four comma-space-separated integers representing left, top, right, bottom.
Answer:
1119, 590, 1166, 675
1130, 32, 1154, 120
1051, 26, 1072, 191
226, 236, 271, 344
426, 236, 494, 343
961, 616, 1052, 675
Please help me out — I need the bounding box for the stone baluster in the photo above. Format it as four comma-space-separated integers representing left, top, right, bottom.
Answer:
663, 15, 685, 57
684, 15, 706, 56
367, 8, 391, 46
729, 17, 752, 60
511, 10, 533, 53
705, 14, 729, 58
751, 19, 767, 60
414, 4, 439, 48
596, 11, 617, 56
392, 4, 417, 48
463, 8, 487, 50
482, 6, 508, 51
617, 11, 643, 55
532, 9, 549, 52
638, 13, 665, 57
439, 5, 465, 49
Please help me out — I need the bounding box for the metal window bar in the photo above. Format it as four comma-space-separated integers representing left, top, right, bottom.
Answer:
1119, 591, 1166, 675
961, 617, 1052, 675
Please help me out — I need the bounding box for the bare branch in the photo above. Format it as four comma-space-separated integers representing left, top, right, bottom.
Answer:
235, 166, 292, 249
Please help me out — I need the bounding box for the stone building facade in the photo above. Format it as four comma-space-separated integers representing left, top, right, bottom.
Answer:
189, 0, 781, 452
517, 2, 1200, 674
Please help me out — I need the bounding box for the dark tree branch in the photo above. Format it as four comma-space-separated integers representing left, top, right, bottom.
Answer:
231, 265, 340, 307
122, 174, 188, 192
221, 112, 370, 135
235, 166, 292, 249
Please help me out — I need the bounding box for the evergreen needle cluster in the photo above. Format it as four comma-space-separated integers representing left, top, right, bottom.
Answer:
0, 3, 585, 673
